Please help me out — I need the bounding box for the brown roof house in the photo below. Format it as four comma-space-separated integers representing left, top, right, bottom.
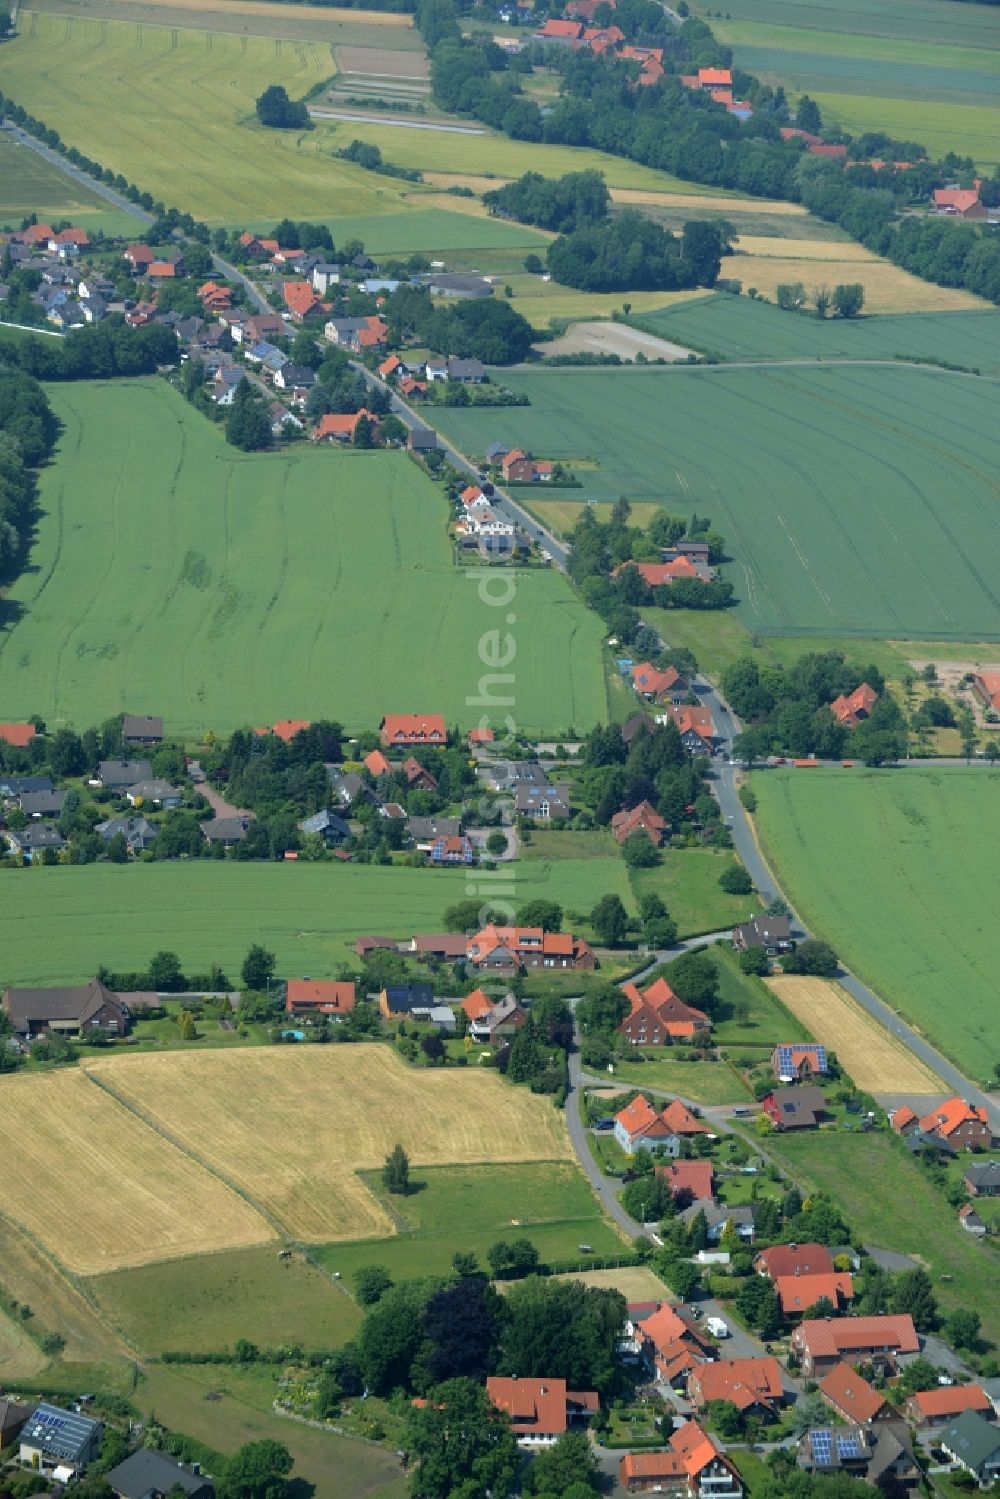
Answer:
618, 977, 710, 1046
918, 1097, 994, 1152
688, 1358, 785, 1421
3, 979, 134, 1039
485, 1376, 598, 1446
761, 1085, 826, 1131
819, 1363, 896, 1425
790, 1314, 919, 1378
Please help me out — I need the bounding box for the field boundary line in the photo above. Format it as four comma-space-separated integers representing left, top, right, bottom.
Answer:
81, 1065, 288, 1242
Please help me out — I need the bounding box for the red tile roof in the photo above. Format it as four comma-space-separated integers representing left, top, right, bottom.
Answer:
690, 1357, 784, 1411
795, 1314, 919, 1359
630, 661, 681, 697
611, 800, 667, 846
147, 262, 177, 278
830, 682, 876, 726
257, 719, 311, 743
934, 188, 981, 213
378, 355, 402, 377
313, 411, 374, 440
283, 280, 320, 316
918, 1096, 991, 1138
665, 704, 716, 741
775, 1272, 853, 1315
538, 17, 583, 35
891, 1105, 918, 1133
462, 988, 495, 1021
621, 1421, 729, 1486
657, 1158, 714, 1201
469, 726, 494, 743
486, 1377, 597, 1435
619, 977, 709, 1039
809, 143, 848, 157
286, 980, 356, 1014
755, 1243, 834, 1280
364, 749, 392, 777
819, 1362, 890, 1422
698, 66, 731, 85
909, 1385, 990, 1420
0, 723, 37, 748
380, 713, 446, 746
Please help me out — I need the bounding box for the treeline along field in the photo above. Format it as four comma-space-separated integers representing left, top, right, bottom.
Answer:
428, 363, 1000, 641
0, 380, 606, 736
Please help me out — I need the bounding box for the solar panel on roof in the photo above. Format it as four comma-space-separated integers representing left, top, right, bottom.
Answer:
811, 1432, 833, 1466
837, 1436, 862, 1459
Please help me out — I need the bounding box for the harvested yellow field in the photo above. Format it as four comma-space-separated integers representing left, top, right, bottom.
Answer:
0, 1306, 47, 1381
87, 1046, 571, 1243
611, 190, 806, 215
724, 243, 984, 313
32, 0, 412, 23
551, 1266, 667, 1299
0, 1072, 274, 1274
0, 1217, 131, 1367
765, 976, 945, 1094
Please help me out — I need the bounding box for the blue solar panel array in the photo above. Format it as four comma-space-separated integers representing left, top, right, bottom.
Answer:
811, 1431, 833, 1466
837, 1435, 863, 1460
776, 1044, 827, 1076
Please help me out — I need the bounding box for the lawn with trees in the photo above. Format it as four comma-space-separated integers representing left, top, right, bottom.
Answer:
752, 766, 1000, 1078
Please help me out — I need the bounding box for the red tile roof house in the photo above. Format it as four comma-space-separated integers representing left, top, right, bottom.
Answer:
380, 713, 447, 748
431, 834, 475, 865
617, 977, 710, 1046
664, 703, 717, 754
617, 558, 709, 588
485, 1377, 598, 1446
818, 1362, 897, 1425
632, 1302, 715, 1382
959, 1203, 987, 1236
908, 1385, 992, 1427
501, 449, 535, 483
255, 719, 312, 743
972, 671, 1000, 712
613, 1094, 708, 1156
790, 1314, 919, 1378
611, 800, 668, 847
462, 989, 527, 1043
933, 187, 987, 219
285, 980, 356, 1018
918, 1097, 994, 1152
755, 1243, 834, 1280
283, 280, 322, 321
402, 756, 439, 792
364, 749, 392, 777
770, 1043, 829, 1082
890, 1105, 919, 1136
775, 1272, 854, 1318
0, 722, 37, 748
830, 682, 877, 727
687, 1358, 786, 1420
620, 1419, 743, 1496
313, 411, 378, 443
657, 1158, 715, 1203
466, 924, 595, 973
630, 661, 686, 703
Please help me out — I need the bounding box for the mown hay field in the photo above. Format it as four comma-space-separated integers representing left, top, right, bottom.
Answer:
0, 1071, 274, 1273
705, 0, 1000, 167
0, 859, 633, 986
87, 1047, 572, 1241
633, 294, 1000, 370
0, 1216, 132, 1371
0, 381, 606, 736
29, 0, 419, 39
752, 768, 1000, 1079
428, 363, 1000, 641
764, 976, 944, 1094
0, 134, 145, 235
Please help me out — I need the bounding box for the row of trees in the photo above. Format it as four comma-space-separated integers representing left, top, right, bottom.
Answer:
776, 281, 865, 319
0, 318, 179, 381
0, 370, 55, 577
385, 284, 535, 365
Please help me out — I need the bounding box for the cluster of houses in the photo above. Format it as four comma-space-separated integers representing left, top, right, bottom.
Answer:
0, 1398, 214, 1499
0, 222, 115, 328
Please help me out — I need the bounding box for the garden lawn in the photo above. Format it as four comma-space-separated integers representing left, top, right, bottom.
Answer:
429, 363, 1000, 641
0, 134, 146, 235
606, 1054, 751, 1106
0, 380, 605, 737
136, 1364, 406, 1499
90, 1246, 363, 1354
711, 944, 812, 1047
632, 296, 1000, 370
310, 1161, 625, 1281
764, 1128, 1000, 1348
628, 848, 760, 939
751, 767, 1000, 1078
704, 0, 1000, 168
0, 859, 633, 985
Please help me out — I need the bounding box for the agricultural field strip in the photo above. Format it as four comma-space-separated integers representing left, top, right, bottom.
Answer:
0, 381, 606, 735
752, 769, 1000, 1077
428, 364, 1000, 640
0, 1069, 274, 1274
701, 0, 1000, 49
85, 1047, 573, 1242
764, 976, 944, 1094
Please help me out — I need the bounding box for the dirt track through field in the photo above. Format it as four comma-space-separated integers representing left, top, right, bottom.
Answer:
765, 976, 945, 1094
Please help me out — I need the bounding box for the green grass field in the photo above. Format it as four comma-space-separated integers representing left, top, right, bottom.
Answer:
252, 208, 549, 255
633, 295, 1000, 372
428, 364, 1000, 641
311, 1161, 625, 1282
0, 858, 634, 984
0, 380, 605, 736
607, 1054, 750, 1105
751, 767, 1000, 1078
0, 134, 147, 235
701, 0, 1000, 168
91, 1246, 363, 1354
765, 1129, 1000, 1347
629, 848, 760, 939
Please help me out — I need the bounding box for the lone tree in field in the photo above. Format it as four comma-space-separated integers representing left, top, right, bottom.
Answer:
383, 1143, 410, 1195
241, 943, 276, 992
255, 83, 310, 130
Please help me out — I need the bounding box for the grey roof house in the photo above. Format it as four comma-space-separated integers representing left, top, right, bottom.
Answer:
122, 714, 164, 744
515, 782, 570, 821
19, 1402, 103, 1472
733, 914, 793, 954
5, 822, 67, 858
0, 774, 54, 798
299, 808, 351, 845
2, 978, 132, 1038
19, 788, 66, 818
202, 815, 255, 847
98, 759, 153, 789
126, 779, 182, 807
95, 816, 158, 852
105, 1448, 214, 1499
940, 1409, 1000, 1484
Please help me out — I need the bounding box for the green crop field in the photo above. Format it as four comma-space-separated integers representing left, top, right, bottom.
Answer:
0, 858, 633, 984
0, 134, 147, 235
280, 208, 549, 255
429, 363, 1000, 641
634, 294, 1000, 372
765, 1129, 1000, 1347
751, 767, 1000, 1078
701, 0, 1000, 167
92, 1246, 363, 1354
0, 380, 605, 736
310, 1161, 625, 1282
